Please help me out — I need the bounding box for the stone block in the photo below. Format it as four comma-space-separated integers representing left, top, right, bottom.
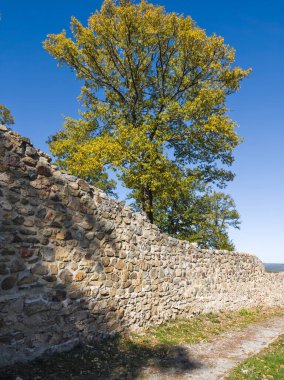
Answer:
24, 298, 50, 315
74, 272, 85, 282
17, 271, 37, 285
59, 269, 73, 283
1, 276, 16, 290
31, 264, 48, 276
0, 263, 8, 275
37, 165, 52, 177
78, 179, 89, 192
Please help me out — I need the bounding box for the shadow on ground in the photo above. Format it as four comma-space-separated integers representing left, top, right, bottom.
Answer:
0, 339, 203, 379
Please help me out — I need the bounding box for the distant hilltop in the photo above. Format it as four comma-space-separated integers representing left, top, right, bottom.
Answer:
264, 263, 284, 273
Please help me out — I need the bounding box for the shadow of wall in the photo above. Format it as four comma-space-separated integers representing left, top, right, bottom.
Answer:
0, 126, 134, 366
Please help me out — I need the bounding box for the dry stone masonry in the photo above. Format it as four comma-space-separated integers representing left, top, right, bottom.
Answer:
1, 125, 284, 367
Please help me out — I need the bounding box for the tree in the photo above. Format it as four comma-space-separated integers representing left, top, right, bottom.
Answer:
0, 104, 14, 126
154, 184, 240, 250
44, 0, 250, 222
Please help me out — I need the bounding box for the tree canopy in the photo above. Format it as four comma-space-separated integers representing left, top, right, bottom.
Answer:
0, 104, 14, 126
44, 0, 250, 224
154, 184, 240, 250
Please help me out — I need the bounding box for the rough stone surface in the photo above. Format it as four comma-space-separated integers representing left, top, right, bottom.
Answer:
1, 126, 284, 367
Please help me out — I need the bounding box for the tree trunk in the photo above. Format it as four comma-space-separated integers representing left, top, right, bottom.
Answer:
142, 184, 154, 224
146, 208, 154, 224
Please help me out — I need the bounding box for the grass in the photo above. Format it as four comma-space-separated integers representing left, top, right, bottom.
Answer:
122, 307, 284, 348
227, 334, 284, 380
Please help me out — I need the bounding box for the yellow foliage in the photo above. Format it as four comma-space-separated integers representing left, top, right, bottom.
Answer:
44, 0, 251, 221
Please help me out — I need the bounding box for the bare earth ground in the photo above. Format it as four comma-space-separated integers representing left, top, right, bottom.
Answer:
140, 317, 284, 380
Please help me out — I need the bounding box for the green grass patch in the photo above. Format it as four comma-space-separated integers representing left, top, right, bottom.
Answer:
121, 307, 284, 347
227, 334, 284, 380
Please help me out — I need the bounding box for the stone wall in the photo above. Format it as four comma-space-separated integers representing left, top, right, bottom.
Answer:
1, 125, 284, 367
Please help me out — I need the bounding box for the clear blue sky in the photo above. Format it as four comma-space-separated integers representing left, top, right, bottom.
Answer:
1, 1, 283, 263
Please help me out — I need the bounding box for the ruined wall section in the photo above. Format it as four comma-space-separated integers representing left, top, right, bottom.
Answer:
1, 125, 284, 366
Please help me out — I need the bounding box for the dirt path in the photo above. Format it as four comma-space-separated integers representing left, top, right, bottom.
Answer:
140, 316, 284, 380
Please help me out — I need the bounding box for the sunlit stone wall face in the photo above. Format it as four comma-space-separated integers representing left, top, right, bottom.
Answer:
1, 125, 284, 366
